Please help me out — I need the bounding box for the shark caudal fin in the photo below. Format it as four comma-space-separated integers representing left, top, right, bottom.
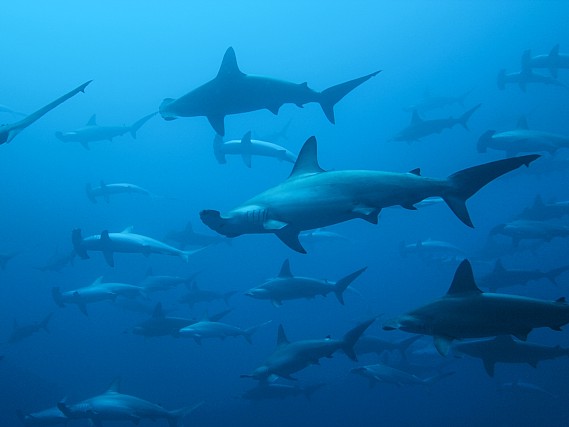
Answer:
457, 103, 481, 130
129, 112, 156, 138
342, 318, 375, 361
319, 70, 381, 124
334, 267, 367, 305
167, 401, 204, 427
443, 154, 540, 227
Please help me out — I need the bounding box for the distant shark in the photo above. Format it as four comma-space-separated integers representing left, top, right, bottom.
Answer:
453, 335, 569, 377
17, 405, 68, 426
0, 81, 91, 145
72, 226, 200, 267
522, 45, 569, 78
476, 259, 569, 291
490, 219, 569, 246
164, 221, 227, 249
517, 195, 569, 221
159, 47, 380, 135
8, 313, 53, 344
57, 378, 202, 427
241, 319, 375, 381
383, 259, 569, 356
85, 181, 153, 203
200, 136, 539, 253
350, 363, 454, 387
178, 318, 269, 345
391, 104, 481, 142
241, 381, 324, 401
403, 89, 472, 114
497, 68, 567, 91
55, 112, 155, 149
213, 131, 297, 167
245, 259, 366, 306
35, 249, 76, 273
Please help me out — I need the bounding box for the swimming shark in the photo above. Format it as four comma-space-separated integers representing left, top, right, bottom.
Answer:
490, 219, 569, 246
498, 380, 557, 399
477, 116, 568, 156
178, 318, 270, 344
391, 104, 481, 142
55, 112, 155, 149
383, 259, 569, 356
213, 131, 297, 167
0, 81, 91, 145
241, 318, 375, 381
8, 313, 53, 344
72, 226, 199, 267
522, 45, 569, 78
52, 276, 146, 316
453, 335, 569, 377
159, 47, 380, 135
57, 378, 202, 427
164, 221, 227, 249
517, 195, 569, 221
138, 268, 198, 293
16, 405, 68, 426
244, 259, 366, 306
399, 239, 466, 262
497, 68, 567, 91
178, 282, 237, 308
350, 363, 454, 387
403, 89, 472, 114
200, 136, 539, 253
476, 259, 569, 291
85, 181, 153, 203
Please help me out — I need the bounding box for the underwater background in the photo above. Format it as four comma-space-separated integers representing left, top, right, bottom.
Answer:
2, 1, 569, 426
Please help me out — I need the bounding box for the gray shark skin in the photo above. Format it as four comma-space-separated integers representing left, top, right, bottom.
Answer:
383, 259, 569, 356
497, 68, 567, 92
403, 89, 472, 114
55, 112, 155, 150
517, 195, 569, 221
159, 47, 381, 136
522, 45, 569, 78
391, 104, 481, 142
72, 227, 199, 267
354, 335, 422, 358
179, 281, 236, 308
200, 136, 539, 253
179, 318, 269, 344
453, 335, 569, 377
490, 219, 569, 246
164, 221, 227, 249
213, 131, 297, 167
52, 277, 146, 316
477, 259, 569, 291
85, 181, 152, 204
245, 259, 366, 306
0, 81, 91, 145
9, 313, 52, 344
399, 239, 465, 262
16, 405, 68, 426
241, 382, 324, 401
57, 379, 201, 427
350, 363, 454, 387
241, 318, 375, 381
35, 249, 76, 273
129, 302, 203, 338
478, 116, 568, 156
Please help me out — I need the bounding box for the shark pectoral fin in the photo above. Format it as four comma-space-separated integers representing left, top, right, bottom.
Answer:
433, 336, 453, 356
275, 228, 306, 254
352, 206, 381, 224
78, 303, 88, 316
102, 251, 115, 267
241, 153, 252, 168
207, 116, 225, 136
482, 359, 496, 377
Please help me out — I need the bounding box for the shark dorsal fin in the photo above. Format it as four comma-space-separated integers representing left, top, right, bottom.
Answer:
446, 259, 482, 296
278, 259, 293, 278
411, 110, 422, 125
216, 47, 244, 79
277, 324, 290, 346
152, 302, 164, 319
408, 168, 421, 176
107, 377, 121, 393
516, 116, 529, 130
86, 114, 97, 126
288, 136, 325, 179
90, 276, 104, 286
241, 131, 252, 145
494, 259, 505, 272
550, 44, 560, 58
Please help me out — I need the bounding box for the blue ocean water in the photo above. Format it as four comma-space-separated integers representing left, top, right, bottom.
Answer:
2, 1, 569, 426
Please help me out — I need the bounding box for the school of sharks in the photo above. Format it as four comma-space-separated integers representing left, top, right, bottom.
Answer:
2, 3, 569, 427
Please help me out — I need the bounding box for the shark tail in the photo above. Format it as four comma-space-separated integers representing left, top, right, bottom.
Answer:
213, 134, 227, 164
319, 70, 381, 123
129, 112, 156, 138
334, 267, 367, 305
244, 321, 271, 344
458, 103, 481, 130
52, 287, 65, 308
443, 154, 540, 227
477, 130, 495, 153
168, 401, 204, 427
546, 265, 569, 285
342, 318, 375, 361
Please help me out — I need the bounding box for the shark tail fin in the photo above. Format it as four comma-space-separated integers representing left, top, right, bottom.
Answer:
443, 154, 540, 227
244, 321, 271, 344
334, 267, 367, 305
458, 103, 481, 130
213, 134, 227, 164
319, 70, 381, 123
168, 401, 204, 427
129, 112, 156, 138
342, 318, 375, 361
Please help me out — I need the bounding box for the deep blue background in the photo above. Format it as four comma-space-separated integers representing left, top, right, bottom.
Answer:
1, 1, 569, 426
